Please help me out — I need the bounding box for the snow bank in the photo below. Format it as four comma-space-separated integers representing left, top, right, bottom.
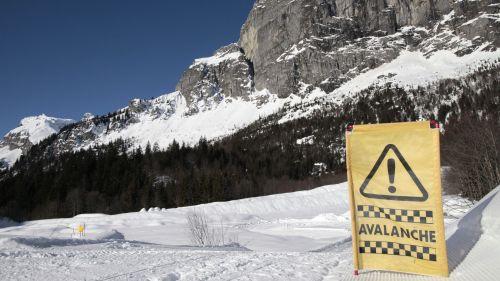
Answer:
0, 182, 471, 253
0, 183, 350, 252
169, 183, 349, 220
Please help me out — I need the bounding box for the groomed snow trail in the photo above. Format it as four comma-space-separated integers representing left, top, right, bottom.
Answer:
0, 243, 353, 281
0, 182, 489, 280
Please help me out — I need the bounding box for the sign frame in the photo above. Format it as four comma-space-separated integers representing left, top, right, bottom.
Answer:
346, 121, 449, 277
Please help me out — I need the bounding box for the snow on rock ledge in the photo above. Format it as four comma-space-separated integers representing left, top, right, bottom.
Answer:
331, 47, 500, 102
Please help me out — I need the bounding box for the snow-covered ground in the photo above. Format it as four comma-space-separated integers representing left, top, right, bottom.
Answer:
0, 182, 496, 281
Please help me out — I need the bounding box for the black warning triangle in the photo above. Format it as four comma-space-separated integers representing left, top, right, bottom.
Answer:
359, 144, 428, 202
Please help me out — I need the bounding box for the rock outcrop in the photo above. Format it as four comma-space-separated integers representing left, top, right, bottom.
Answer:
175, 44, 254, 113
238, 0, 499, 97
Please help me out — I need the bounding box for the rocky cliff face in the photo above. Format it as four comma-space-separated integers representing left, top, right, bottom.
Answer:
175, 44, 254, 114
238, 0, 499, 97
1, 0, 499, 168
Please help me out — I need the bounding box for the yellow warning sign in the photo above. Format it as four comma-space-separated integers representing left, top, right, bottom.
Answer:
346, 121, 448, 277
360, 144, 428, 201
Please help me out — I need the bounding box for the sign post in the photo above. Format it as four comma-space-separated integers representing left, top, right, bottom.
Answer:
346, 121, 448, 277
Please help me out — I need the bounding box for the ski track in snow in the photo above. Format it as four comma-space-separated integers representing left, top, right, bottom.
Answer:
0, 182, 496, 281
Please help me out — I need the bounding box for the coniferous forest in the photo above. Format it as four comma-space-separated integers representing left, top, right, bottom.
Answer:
0, 134, 345, 221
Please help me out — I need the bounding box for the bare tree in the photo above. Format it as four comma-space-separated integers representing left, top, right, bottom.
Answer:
443, 115, 500, 200
186, 210, 225, 247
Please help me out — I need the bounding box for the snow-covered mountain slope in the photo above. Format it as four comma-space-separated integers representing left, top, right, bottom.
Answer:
331, 47, 500, 100
1, 182, 495, 280
3, 0, 499, 165
277, 46, 500, 123
0, 114, 74, 168
69, 90, 291, 151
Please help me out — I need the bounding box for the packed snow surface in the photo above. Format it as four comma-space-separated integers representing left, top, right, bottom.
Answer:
0, 182, 493, 280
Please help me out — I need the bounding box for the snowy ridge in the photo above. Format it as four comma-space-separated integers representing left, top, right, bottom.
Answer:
7, 43, 496, 157
2, 0, 498, 161
8, 114, 74, 144
76, 89, 289, 150
0, 114, 74, 168
191, 51, 242, 68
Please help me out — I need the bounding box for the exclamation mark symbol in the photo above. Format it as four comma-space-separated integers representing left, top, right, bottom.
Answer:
387, 158, 396, 193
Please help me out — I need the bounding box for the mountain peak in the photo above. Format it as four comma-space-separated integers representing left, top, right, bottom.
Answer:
0, 114, 74, 169
81, 113, 95, 122
10, 114, 74, 144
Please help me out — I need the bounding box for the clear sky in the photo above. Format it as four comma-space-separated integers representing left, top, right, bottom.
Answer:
0, 0, 254, 136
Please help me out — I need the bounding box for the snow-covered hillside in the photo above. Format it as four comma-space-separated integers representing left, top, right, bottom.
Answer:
75, 90, 290, 151
1, 182, 493, 280
0, 114, 74, 168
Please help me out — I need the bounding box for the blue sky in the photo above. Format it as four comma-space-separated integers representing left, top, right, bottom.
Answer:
0, 0, 254, 136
